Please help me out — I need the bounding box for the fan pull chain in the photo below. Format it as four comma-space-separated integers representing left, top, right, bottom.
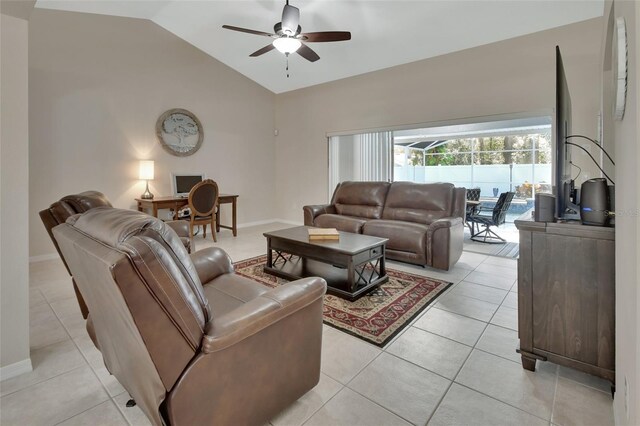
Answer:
286, 55, 290, 78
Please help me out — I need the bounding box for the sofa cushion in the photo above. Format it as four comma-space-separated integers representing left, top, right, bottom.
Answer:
363, 219, 428, 254
315, 214, 368, 234
332, 181, 390, 219
382, 182, 454, 225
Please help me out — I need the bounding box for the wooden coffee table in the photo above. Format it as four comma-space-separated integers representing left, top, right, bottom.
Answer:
263, 226, 389, 301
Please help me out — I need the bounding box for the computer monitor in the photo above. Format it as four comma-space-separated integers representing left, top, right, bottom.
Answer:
171, 173, 205, 197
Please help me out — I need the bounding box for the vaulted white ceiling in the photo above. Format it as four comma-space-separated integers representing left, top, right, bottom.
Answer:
35, 0, 604, 94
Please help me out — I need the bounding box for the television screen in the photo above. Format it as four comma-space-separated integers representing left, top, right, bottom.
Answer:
555, 46, 575, 219
174, 174, 204, 196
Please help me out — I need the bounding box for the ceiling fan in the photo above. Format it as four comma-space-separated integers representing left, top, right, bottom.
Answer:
222, 0, 351, 63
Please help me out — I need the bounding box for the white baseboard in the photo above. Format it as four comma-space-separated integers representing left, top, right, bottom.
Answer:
0, 358, 33, 381
236, 219, 279, 229
29, 253, 60, 263
273, 219, 303, 226
236, 219, 303, 229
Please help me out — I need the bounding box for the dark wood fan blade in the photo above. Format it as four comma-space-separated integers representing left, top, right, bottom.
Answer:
297, 43, 320, 62
250, 44, 276, 57
222, 25, 275, 38
300, 31, 351, 42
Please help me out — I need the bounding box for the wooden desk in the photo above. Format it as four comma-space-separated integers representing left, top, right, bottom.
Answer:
135, 194, 239, 237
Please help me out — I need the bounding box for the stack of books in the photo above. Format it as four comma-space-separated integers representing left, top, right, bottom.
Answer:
308, 228, 340, 241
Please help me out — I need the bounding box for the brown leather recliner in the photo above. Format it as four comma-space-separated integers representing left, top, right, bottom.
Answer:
39, 191, 192, 320
52, 207, 326, 426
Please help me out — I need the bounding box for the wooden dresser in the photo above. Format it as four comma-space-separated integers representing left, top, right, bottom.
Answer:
515, 218, 615, 383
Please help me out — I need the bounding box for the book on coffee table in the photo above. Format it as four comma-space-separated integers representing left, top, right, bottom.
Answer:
308, 228, 340, 241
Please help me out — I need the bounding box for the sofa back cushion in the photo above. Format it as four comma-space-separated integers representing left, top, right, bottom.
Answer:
382, 182, 455, 224
332, 181, 390, 219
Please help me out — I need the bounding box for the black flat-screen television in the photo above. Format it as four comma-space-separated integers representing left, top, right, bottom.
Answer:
555, 46, 579, 220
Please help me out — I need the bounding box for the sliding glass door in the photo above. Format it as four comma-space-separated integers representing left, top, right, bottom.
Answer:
327, 116, 552, 213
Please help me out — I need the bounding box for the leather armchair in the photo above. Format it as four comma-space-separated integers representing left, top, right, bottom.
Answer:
39, 191, 192, 320
52, 207, 326, 425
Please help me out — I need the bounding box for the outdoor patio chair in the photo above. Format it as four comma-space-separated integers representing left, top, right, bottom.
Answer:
468, 191, 515, 243
465, 188, 481, 233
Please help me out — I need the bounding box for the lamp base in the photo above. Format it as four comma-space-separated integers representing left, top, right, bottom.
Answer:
141, 181, 154, 199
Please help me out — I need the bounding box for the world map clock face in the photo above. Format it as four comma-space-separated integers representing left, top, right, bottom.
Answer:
156, 109, 204, 156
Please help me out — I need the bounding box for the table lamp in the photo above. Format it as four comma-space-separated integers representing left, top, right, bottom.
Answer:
139, 160, 154, 199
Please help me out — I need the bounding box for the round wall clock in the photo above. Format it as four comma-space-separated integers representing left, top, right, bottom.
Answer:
156, 108, 204, 156
612, 17, 628, 121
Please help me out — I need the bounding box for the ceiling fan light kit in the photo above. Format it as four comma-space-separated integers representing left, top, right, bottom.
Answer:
222, 0, 351, 72
273, 37, 301, 54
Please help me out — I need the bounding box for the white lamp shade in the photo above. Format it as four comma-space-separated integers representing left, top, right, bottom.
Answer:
139, 160, 155, 180
273, 37, 302, 54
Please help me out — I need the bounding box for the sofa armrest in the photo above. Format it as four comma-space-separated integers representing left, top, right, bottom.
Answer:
165, 220, 189, 238
190, 247, 234, 284
428, 217, 463, 232
427, 217, 464, 271
303, 204, 336, 226
201, 277, 326, 353
165, 220, 192, 253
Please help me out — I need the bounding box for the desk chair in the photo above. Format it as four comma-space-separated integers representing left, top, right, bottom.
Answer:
188, 179, 219, 242
468, 191, 515, 243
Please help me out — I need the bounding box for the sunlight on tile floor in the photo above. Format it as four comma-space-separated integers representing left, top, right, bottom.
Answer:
1, 222, 614, 426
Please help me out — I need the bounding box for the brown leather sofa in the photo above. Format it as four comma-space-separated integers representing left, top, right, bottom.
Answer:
304, 181, 466, 270
53, 207, 326, 425
39, 191, 192, 320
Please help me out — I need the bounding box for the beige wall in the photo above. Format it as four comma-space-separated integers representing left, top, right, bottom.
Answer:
274, 18, 603, 222
29, 9, 277, 257
607, 1, 640, 423
1, 13, 31, 372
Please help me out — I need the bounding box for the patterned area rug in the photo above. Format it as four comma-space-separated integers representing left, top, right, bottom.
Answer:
234, 255, 452, 347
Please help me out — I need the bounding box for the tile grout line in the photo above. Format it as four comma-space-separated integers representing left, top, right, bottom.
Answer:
425, 318, 492, 424
3, 294, 84, 399
410, 321, 484, 349
112, 394, 137, 426
446, 304, 553, 424
322, 348, 429, 425
299, 384, 345, 426
555, 375, 613, 396
52, 398, 126, 426
434, 282, 554, 424
50, 300, 133, 425
5, 290, 120, 425
549, 365, 560, 425
424, 281, 501, 424
344, 385, 418, 426
0, 365, 86, 398
48, 298, 120, 421
270, 374, 339, 426
452, 381, 552, 424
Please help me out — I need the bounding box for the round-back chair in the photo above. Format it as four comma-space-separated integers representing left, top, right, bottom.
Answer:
187, 179, 219, 241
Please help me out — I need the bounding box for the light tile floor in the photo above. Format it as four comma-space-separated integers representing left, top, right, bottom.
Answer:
1, 222, 614, 426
